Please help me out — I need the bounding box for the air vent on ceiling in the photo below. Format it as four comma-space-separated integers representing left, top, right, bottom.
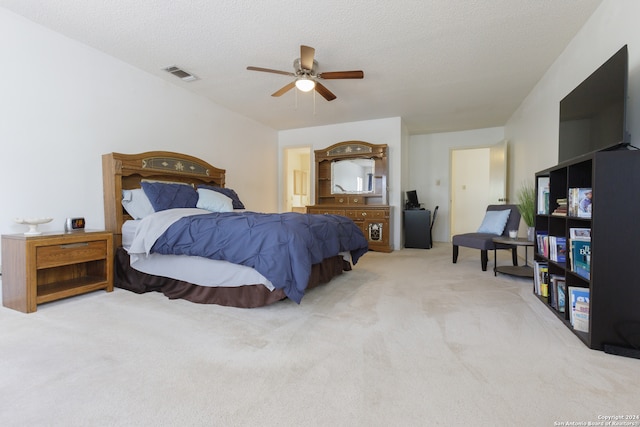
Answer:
163, 66, 198, 82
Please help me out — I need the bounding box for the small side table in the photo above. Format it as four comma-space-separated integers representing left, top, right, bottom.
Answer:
492, 236, 534, 278
1, 230, 113, 313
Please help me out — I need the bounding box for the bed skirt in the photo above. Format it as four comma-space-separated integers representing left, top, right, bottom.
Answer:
114, 247, 350, 308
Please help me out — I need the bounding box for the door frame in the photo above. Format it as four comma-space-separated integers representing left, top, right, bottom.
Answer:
283, 145, 312, 212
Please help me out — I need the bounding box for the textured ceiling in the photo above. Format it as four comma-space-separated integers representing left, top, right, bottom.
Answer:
1, 0, 603, 134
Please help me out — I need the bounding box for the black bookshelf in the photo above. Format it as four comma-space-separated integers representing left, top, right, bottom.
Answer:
533, 149, 640, 355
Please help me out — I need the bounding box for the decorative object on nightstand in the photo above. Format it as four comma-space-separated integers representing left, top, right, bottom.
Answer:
1, 230, 113, 313
13, 217, 53, 235
64, 217, 86, 232
516, 181, 536, 241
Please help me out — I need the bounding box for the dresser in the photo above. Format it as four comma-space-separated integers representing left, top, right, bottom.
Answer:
307, 141, 392, 252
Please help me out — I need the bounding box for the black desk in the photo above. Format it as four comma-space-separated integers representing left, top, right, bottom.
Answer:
404, 209, 431, 249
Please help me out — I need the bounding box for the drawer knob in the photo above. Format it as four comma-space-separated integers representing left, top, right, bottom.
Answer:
339, 198, 344, 203
361, 212, 367, 217
353, 198, 359, 203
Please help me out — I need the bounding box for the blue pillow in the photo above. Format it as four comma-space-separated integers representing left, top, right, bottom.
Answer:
477, 209, 511, 235
197, 185, 245, 209
141, 181, 198, 212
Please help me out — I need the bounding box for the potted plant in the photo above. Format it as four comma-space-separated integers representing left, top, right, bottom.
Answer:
517, 181, 536, 241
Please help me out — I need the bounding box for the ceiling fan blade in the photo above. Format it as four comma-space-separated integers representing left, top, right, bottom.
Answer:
271, 81, 296, 97
300, 45, 315, 71
318, 70, 364, 79
247, 66, 295, 77
314, 82, 337, 101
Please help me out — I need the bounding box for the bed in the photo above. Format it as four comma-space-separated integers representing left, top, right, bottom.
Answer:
102, 151, 369, 308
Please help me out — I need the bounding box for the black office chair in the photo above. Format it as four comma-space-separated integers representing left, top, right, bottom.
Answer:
429, 206, 438, 248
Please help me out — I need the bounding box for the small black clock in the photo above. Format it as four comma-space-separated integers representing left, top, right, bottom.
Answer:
65, 217, 86, 232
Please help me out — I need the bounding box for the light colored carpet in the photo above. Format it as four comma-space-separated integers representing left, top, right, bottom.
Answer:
1, 244, 638, 426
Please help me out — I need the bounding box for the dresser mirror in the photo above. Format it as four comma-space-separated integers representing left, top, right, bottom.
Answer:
331, 158, 375, 194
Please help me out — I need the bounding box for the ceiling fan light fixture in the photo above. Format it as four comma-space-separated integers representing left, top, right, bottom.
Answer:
247, 45, 362, 101
295, 77, 316, 92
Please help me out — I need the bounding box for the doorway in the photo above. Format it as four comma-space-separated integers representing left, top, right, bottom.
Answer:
283, 146, 311, 212
450, 140, 507, 238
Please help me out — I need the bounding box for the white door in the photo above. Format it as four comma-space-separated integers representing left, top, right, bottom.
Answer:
450, 141, 507, 238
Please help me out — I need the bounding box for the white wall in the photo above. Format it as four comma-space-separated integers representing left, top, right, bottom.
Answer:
506, 0, 640, 196
408, 127, 505, 243
0, 8, 278, 261
278, 117, 403, 250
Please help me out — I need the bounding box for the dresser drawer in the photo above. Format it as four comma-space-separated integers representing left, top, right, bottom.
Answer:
308, 208, 346, 216
333, 196, 365, 205
36, 240, 107, 269
345, 209, 387, 220
334, 196, 349, 205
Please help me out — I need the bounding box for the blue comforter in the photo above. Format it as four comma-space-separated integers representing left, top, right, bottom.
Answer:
151, 212, 368, 303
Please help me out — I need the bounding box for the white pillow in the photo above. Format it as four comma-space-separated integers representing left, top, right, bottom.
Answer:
477, 209, 511, 235
196, 188, 233, 212
122, 189, 155, 219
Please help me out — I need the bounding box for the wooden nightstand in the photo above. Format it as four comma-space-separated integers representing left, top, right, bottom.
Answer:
1, 230, 113, 313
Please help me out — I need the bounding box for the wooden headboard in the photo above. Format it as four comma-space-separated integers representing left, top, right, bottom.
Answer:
102, 151, 226, 248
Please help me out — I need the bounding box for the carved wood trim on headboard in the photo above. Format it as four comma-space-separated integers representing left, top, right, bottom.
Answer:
102, 151, 226, 248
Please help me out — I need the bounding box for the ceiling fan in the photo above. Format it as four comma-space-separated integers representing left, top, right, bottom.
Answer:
247, 45, 364, 101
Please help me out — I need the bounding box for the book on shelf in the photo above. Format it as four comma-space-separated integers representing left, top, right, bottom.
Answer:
568, 286, 590, 333
568, 188, 579, 217
571, 238, 591, 280
556, 279, 566, 313
549, 274, 561, 309
545, 235, 567, 263
533, 260, 542, 295
573, 302, 590, 332
533, 261, 549, 297
568, 187, 592, 218
569, 227, 591, 240
549, 275, 567, 311
541, 275, 549, 298
569, 227, 591, 279
554, 236, 567, 263
551, 198, 568, 216
536, 231, 549, 257
537, 177, 550, 214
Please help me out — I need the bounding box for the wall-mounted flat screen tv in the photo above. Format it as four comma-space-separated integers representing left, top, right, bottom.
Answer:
558, 45, 630, 163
